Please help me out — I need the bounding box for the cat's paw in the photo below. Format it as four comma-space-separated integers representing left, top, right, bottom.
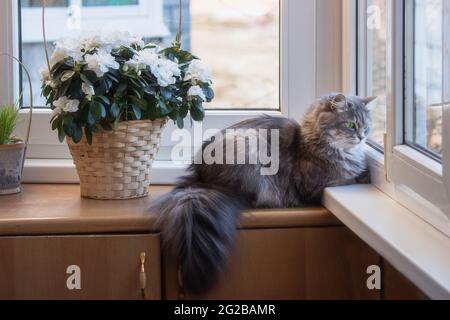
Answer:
355, 170, 371, 184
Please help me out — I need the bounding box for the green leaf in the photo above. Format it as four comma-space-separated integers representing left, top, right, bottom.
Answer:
72, 125, 83, 144
57, 126, 66, 143
190, 99, 205, 122
160, 88, 173, 100
84, 127, 93, 145
111, 102, 121, 118
179, 105, 189, 118
90, 125, 100, 134
92, 102, 106, 120
96, 96, 111, 105
129, 96, 147, 110
132, 88, 143, 100
204, 87, 215, 102
158, 100, 171, 116
80, 73, 93, 87
87, 109, 96, 125
117, 82, 127, 94
106, 72, 119, 83
143, 86, 156, 95
132, 105, 142, 120
176, 115, 185, 129
51, 116, 62, 131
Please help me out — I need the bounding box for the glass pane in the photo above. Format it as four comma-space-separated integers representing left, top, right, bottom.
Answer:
22, 0, 138, 7
406, 0, 444, 158
190, 0, 280, 109
360, 0, 388, 148
19, 0, 280, 110
82, 0, 138, 6
22, 0, 69, 7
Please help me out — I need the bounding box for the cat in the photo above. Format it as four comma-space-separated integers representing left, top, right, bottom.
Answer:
150, 93, 376, 294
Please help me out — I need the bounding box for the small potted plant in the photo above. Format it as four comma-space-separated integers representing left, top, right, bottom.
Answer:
0, 103, 24, 195
40, 11, 214, 200
0, 54, 33, 196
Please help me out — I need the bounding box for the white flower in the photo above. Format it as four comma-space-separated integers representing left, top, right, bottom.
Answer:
129, 36, 145, 48
85, 49, 120, 77
131, 49, 181, 87
51, 37, 84, 66
185, 60, 211, 83
40, 67, 50, 82
188, 85, 206, 101
79, 32, 104, 53
61, 71, 76, 82
150, 58, 181, 87
125, 58, 144, 72
82, 83, 95, 101
52, 97, 80, 117
50, 48, 69, 67
104, 31, 133, 50
40, 67, 58, 88
135, 48, 159, 67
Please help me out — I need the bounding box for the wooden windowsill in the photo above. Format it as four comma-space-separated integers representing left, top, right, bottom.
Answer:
0, 185, 340, 237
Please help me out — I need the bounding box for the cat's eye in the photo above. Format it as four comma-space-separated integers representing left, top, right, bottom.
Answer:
346, 122, 357, 130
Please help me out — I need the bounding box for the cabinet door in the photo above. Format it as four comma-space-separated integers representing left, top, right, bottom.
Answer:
164, 227, 381, 300
0, 234, 161, 300
382, 261, 428, 300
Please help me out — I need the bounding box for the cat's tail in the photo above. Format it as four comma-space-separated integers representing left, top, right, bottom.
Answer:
150, 177, 248, 294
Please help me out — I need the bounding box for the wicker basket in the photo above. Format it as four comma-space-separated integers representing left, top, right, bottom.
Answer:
68, 119, 167, 200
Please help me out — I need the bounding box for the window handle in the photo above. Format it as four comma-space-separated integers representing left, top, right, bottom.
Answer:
384, 133, 390, 183
140, 252, 147, 299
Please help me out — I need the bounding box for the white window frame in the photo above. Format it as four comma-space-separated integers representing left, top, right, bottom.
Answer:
21, 0, 169, 42
346, 0, 450, 236
1, 0, 343, 183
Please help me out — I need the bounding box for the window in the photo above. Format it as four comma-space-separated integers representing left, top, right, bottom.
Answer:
20, 0, 280, 111
189, 0, 280, 110
405, 0, 444, 160
20, 0, 170, 107
358, 0, 387, 148
0, 0, 338, 183
355, 0, 450, 235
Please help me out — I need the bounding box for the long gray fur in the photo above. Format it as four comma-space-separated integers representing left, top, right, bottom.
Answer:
150, 93, 375, 294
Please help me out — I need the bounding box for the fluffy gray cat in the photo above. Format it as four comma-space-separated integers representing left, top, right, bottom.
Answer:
151, 93, 376, 294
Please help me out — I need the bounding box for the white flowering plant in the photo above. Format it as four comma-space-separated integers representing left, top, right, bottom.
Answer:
41, 32, 214, 144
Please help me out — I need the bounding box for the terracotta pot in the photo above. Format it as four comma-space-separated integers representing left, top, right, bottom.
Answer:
0, 140, 26, 195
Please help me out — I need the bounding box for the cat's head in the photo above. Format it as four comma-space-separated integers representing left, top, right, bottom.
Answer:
302, 93, 376, 151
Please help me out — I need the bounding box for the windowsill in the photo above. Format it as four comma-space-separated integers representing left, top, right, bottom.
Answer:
323, 185, 450, 300
0, 184, 338, 236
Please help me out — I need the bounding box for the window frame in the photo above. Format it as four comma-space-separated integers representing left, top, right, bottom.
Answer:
349, 0, 450, 236
1, 0, 343, 183
20, 0, 170, 43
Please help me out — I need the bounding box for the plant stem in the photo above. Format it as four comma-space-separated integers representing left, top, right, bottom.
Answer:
41, 0, 52, 75
176, 0, 183, 46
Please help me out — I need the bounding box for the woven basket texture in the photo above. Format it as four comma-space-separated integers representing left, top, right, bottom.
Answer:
68, 119, 166, 200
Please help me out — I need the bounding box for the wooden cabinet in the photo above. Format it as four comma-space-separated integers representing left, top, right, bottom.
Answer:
0, 234, 161, 300
382, 261, 428, 300
164, 227, 381, 300
0, 186, 430, 300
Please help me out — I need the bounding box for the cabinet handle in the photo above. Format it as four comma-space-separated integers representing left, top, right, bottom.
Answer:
140, 252, 147, 299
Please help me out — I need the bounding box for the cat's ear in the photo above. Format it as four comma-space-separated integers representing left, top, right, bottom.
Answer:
328, 93, 348, 113
362, 96, 377, 110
